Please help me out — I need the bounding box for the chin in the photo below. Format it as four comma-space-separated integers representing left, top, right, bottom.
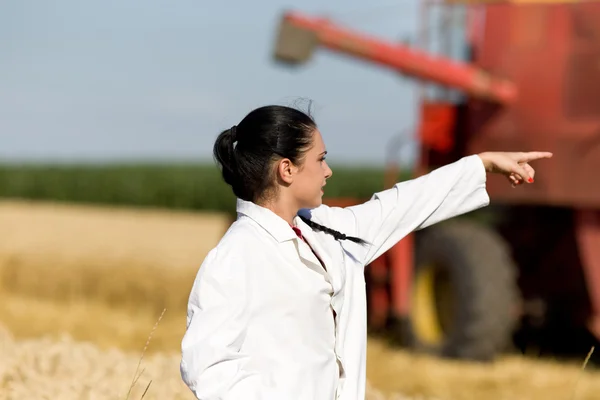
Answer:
301, 198, 322, 210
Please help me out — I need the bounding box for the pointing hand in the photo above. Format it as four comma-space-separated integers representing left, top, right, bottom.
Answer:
477, 151, 553, 188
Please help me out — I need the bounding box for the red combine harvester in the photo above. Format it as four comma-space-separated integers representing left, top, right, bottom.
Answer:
272, 1, 600, 361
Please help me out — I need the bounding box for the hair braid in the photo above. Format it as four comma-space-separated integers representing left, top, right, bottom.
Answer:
298, 215, 367, 245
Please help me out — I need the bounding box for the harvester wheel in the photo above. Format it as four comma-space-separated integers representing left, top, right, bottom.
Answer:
408, 220, 519, 361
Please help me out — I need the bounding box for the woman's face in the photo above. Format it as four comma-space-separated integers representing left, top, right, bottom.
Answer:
290, 129, 333, 209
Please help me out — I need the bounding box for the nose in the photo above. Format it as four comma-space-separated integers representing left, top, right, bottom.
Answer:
324, 161, 333, 179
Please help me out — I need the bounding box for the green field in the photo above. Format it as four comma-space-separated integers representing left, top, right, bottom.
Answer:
0, 163, 410, 214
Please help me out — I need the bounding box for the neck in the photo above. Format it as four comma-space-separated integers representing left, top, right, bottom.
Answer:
259, 196, 299, 226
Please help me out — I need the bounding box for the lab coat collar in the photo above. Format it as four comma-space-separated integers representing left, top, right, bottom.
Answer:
236, 198, 298, 242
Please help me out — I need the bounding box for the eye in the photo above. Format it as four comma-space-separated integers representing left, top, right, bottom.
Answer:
320, 156, 327, 162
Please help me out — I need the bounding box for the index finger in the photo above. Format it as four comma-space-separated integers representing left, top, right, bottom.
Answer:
520, 152, 553, 163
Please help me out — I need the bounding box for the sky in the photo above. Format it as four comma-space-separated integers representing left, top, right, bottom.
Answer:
0, 0, 446, 166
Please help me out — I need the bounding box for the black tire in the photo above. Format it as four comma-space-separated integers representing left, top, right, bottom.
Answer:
407, 220, 520, 361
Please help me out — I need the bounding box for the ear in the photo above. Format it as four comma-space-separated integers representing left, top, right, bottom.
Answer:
276, 158, 295, 184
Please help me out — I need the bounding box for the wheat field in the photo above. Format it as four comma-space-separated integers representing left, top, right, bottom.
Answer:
1, 200, 600, 400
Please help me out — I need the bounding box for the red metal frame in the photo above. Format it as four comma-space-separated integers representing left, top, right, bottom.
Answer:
576, 210, 600, 339
278, 12, 517, 105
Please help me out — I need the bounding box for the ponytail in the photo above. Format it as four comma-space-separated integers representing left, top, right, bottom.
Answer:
213, 126, 244, 198
298, 215, 367, 245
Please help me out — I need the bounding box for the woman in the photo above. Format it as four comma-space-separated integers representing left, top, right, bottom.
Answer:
180, 104, 552, 400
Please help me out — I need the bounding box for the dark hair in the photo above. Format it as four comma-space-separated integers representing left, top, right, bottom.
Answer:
213, 104, 366, 245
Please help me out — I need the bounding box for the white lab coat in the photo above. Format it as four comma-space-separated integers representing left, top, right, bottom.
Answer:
180, 155, 490, 400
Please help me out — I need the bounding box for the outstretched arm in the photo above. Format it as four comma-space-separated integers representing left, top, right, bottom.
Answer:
312, 151, 552, 266
349, 155, 488, 264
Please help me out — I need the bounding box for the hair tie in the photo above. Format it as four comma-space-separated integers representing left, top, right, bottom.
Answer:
230, 125, 237, 142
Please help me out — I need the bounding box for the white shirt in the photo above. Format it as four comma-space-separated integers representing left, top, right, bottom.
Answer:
180, 155, 490, 400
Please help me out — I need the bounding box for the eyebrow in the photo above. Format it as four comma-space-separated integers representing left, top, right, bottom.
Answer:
320, 151, 328, 156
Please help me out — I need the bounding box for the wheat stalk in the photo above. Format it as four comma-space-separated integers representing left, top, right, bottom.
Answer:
125, 307, 166, 400
570, 345, 595, 400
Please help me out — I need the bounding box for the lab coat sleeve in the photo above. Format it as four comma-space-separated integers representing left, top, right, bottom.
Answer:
316, 155, 489, 266
180, 248, 271, 400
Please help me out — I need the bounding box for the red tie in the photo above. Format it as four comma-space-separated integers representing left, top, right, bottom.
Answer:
291, 225, 325, 269
291, 225, 337, 320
